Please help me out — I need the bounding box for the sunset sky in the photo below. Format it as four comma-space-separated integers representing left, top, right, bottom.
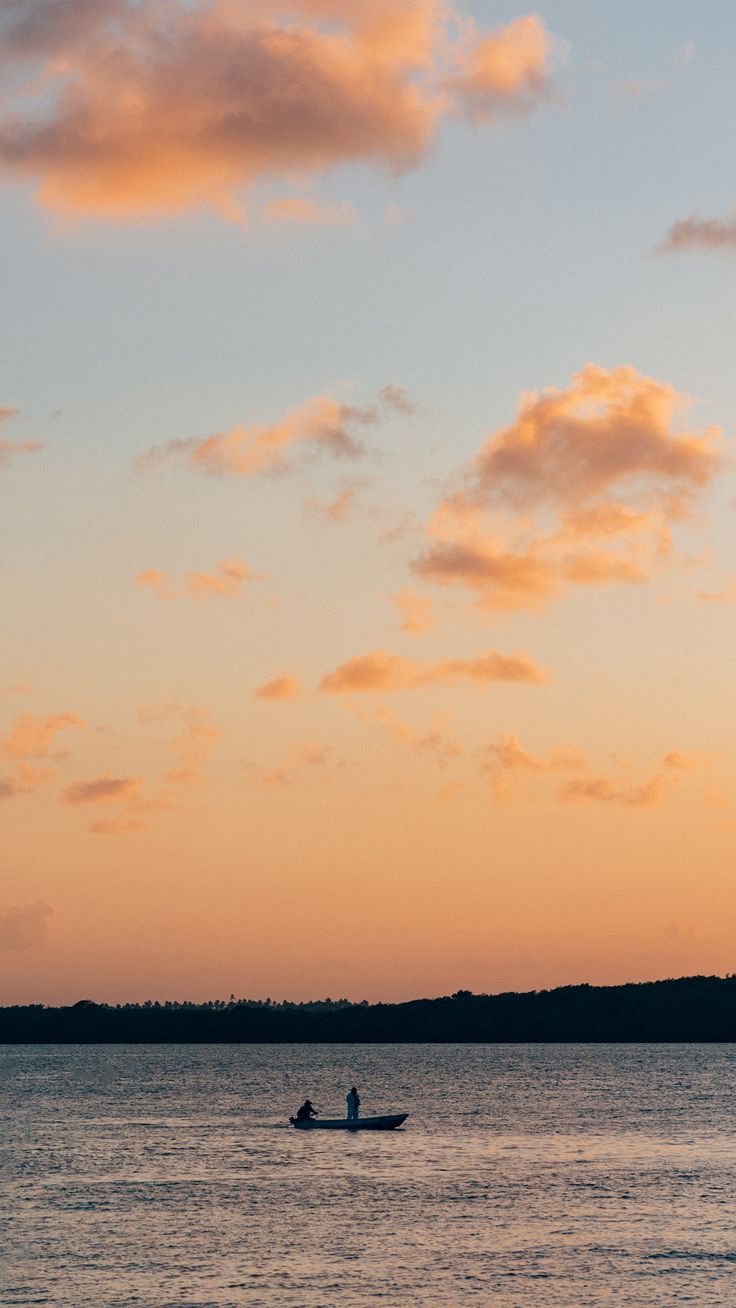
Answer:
1, 0, 735, 1004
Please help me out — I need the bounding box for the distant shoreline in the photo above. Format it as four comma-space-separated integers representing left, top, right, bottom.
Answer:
2, 974, 736, 1043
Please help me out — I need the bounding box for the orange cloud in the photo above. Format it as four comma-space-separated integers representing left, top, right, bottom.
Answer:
658, 214, 736, 253
0, 438, 42, 467
0, 777, 22, 799
460, 365, 717, 509
481, 738, 700, 808
448, 16, 556, 122
139, 395, 377, 478
484, 733, 583, 774
320, 647, 549, 693
348, 701, 461, 764
262, 197, 355, 226
0, 1, 559, 222
62, 775, 142, 805
0, 900, 52, 950
380, 384, 417, 415
664, 751, 700, 771
255, 676, 302, 701
135, 569, 173, 600
305, 480, 368, 524
415, 365, 721, 612
16, 762, 57, 791
1, 712, 85, 759
136, 559, 260, 599
481, 731, 583, 804
0, 407, 42, 465
187, 558, 259, 598
392, 587, 435, 635
561, 774, 669, 809
697, 579, 736, 605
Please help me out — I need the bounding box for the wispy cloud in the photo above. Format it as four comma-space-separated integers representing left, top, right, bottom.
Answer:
305, 479, 369, 524
261, 197, 355, 227
0, 408, 41, 470
139, 383, 418, 483
250, 740, 333, 787
320, 647, 549, 693
613, 40, 694, 107
140, 701, 220, 785
481, 731, 582, 803
186, 558, 259, 599
664, 750, 701, 771
1, 712, 85, 760
392, 587, 436, 635
697, 578, 736, 604
379, 384, 418, 416
347, 701, 461, 765
484, 733, 583, 774
657, 213, 736, 254
0, 440, 42, 468
561, 773, 669, 808
254, 676, 302, 702
62, 775, 141, 806
0, 405, 42, 467
479, 736, 703, 809
136, 558, 260, 600
138, 395, 377, 478
134, 569, 173, 601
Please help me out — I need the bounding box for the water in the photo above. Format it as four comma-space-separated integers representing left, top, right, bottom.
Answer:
3, 1044, 736, 1306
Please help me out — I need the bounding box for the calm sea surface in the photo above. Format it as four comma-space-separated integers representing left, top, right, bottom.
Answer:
2, 1044, 736, 1306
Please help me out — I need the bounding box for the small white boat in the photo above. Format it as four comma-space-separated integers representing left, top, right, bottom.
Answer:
290, 1113, 408, 1131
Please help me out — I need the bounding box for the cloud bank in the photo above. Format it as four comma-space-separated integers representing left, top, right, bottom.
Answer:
0, 1, 560, 222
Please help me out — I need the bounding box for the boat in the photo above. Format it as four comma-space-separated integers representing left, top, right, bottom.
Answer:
290, 1113, 408, 1131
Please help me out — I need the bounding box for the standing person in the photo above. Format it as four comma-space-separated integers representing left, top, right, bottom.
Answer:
346, 1086, 360, 1121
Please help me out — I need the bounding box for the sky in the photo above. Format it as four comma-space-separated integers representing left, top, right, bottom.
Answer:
1, 0, 735, 1005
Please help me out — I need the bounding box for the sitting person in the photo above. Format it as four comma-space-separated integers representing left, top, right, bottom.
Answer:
294, 1099, 318, 1122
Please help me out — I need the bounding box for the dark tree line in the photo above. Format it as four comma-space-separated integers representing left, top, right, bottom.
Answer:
3, 974, 736, 1042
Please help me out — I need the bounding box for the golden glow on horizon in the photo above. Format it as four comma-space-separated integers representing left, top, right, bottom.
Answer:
1, 1, 735, 1006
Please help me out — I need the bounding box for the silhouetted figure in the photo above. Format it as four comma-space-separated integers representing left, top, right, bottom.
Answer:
294, 1099, 317, 1122
346, 1086, 360, 1121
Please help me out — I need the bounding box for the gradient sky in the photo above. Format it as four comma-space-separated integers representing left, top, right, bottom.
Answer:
1, 0, 735, 1004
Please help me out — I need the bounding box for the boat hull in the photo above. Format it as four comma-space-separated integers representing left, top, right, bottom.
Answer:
291, 1113, 408, 1131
